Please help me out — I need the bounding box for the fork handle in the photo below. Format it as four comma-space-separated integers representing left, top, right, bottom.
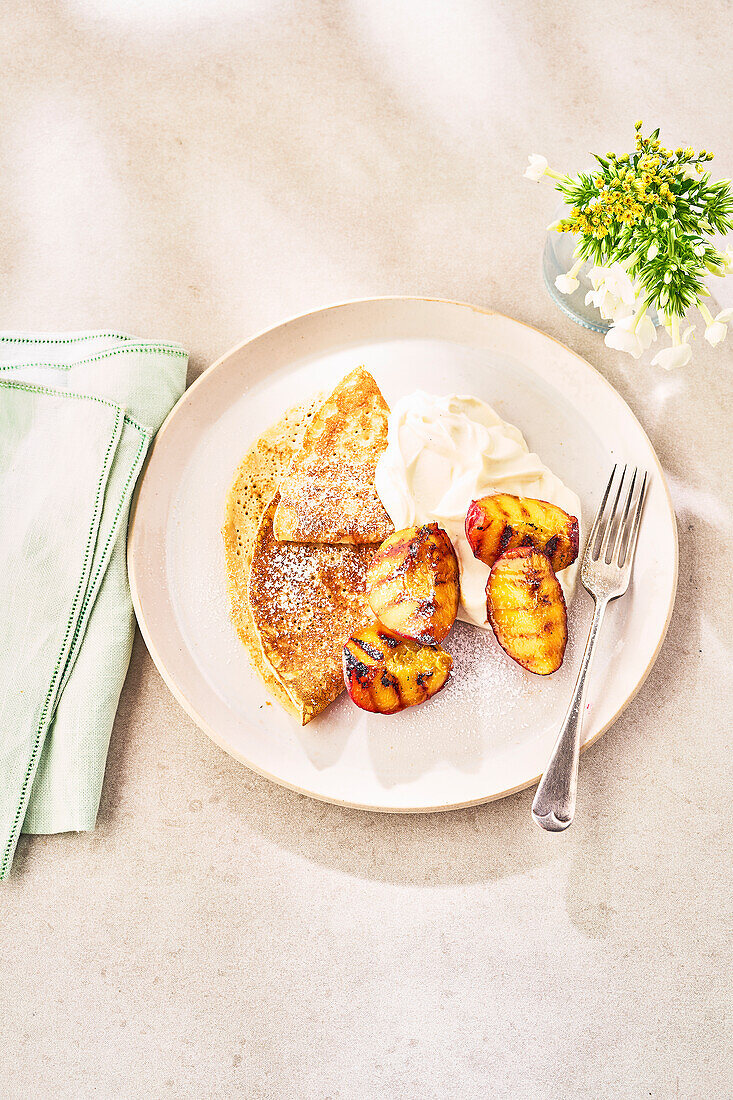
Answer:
532, 597, 608, 831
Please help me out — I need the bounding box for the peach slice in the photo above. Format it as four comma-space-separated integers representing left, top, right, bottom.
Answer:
466, 493, 579, 572
487, 547, 567, 675
366, 523, 459, 644
343, 620, 453, 714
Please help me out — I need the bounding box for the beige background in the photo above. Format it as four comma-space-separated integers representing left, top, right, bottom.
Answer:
2, 2, 731, 1098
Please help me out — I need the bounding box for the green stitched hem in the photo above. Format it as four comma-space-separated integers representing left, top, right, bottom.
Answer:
0, 332, 133, 345
0, 343, 187, 372
122, 413, 151, 436
0, 378, 152, 435
59, 428, 148, 703
0, 383, 124, 879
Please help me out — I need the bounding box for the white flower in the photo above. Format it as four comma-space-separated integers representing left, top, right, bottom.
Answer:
555, 258, 583, 295
703, 307, 733, 346
588, 266, 606, 291
636, 311, 658, 349
610, 300, 635, 322
705, 322, 727, 346
605, 323, 645, 359
604, 310, 657, 359
601, 262, 638, 305
647, 243, 659, 260
652, 323, 694, 370
524, 154, 549, 182
586, 263, 638, 323
652, 344, 693, 370
585, 287, 633, 321
720, 248, 733, 274
555, 273, 578, 293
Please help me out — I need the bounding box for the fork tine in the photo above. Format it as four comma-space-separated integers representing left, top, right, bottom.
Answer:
599, 464, 627, 562
585, 464, 617, 560
611, 467, 637, 563
622, 470, 648, 568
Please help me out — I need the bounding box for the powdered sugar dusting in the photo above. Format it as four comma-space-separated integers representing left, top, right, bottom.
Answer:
274, 367, 393, 544
362, 595, 588, 771
248, 497, 376, 719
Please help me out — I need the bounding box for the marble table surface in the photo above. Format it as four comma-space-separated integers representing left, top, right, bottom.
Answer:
2, 3, 730, 1097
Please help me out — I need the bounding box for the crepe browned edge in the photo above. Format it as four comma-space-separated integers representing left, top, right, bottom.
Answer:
247, 495, 376, 724
222, 395, 324, 720
273, 366, 394, 545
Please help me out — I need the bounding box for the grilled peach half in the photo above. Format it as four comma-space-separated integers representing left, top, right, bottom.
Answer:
487, 547, 567, 675
466, 493, 579, 573
343, 620, 453, 714
366, 523, 459, 644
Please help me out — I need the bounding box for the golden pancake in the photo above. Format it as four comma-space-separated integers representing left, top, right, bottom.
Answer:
247, 496, 375, 723
273, 366, 394, 544
222, 395, 323, 718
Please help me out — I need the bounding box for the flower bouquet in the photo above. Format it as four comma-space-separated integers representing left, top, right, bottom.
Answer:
526, 122, 733, 367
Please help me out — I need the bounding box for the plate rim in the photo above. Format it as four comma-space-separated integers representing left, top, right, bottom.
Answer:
127, 295, 679, 813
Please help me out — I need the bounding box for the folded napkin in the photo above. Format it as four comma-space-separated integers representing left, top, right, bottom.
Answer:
0, 332, 187, 878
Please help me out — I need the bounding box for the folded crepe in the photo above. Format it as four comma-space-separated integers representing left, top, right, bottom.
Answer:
247, 496, 374, 723
273, 366, 394, 544
223, 368, 394, 723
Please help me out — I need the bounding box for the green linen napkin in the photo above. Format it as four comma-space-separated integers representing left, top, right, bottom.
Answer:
0, 332, 187, 878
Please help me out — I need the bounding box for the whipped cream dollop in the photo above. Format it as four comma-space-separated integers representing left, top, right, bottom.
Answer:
374, 392, 581, 629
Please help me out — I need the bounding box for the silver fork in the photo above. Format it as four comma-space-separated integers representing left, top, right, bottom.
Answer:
531, 464, 648, 832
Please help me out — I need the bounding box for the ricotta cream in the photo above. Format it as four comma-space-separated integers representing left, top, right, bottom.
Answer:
374, 392, 581, 629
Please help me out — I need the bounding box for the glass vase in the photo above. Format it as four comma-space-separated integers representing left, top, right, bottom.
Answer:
542, 222, 611, 334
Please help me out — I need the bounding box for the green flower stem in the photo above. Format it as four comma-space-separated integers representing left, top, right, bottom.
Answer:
545, 168, 571, 184
631, 306, 647, 333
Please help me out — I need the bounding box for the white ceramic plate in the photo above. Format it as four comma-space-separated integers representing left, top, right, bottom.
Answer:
128, 298, 677, 812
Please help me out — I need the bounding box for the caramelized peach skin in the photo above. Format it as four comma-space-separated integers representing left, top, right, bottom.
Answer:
466, 493, 579, 573
343, 620, 453, 714
487, 547, 567, 675
366, 523, 459, 644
